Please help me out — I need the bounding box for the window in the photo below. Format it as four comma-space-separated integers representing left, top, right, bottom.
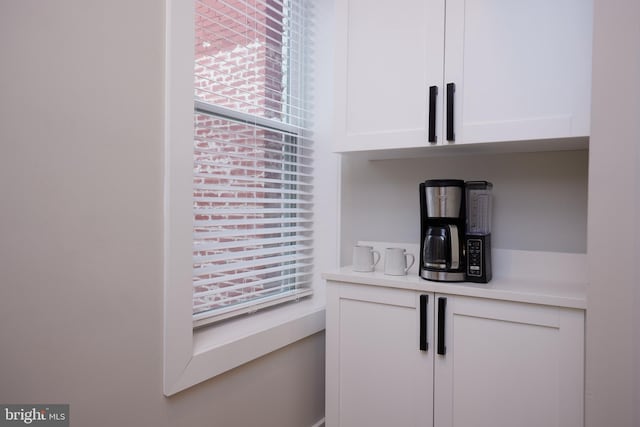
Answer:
191, 0, 313, 327
163, 0, 337, 396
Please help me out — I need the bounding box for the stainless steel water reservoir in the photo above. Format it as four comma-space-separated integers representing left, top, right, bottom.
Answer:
425, 180, 463, 218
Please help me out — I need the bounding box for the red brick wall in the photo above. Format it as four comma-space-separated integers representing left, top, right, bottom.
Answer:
192, 0, 300, 315
194, 0, 284, 119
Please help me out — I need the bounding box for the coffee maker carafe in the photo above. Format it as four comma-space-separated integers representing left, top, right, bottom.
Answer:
419, 179, 466, 282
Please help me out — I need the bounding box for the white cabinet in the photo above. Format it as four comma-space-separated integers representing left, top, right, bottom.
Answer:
325, 280, 585, 427
326, 283, 434, 427
445, 0, 593, 145
434, 294, 585, 427
333, 0, 445, 151
333, 0, 593, 152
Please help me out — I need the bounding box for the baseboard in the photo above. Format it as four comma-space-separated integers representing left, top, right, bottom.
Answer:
310, 417, 325, 427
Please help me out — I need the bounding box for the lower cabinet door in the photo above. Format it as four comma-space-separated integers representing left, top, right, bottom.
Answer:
433, 295, 585, 427
326, 282, 434, 427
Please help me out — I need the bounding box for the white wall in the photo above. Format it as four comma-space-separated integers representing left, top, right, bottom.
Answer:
0, 1, 328, 426
586, 1, 640, 426
340, 150, 589, 264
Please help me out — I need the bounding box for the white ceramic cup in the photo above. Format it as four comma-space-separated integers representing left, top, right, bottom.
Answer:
352, 245, 381, 272
384, 247, 416, 276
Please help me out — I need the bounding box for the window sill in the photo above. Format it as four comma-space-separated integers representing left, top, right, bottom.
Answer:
164, 297, 325, 396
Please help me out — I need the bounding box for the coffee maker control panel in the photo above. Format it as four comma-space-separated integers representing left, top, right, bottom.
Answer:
465, 235, 492, 283
467, 238, 483, 277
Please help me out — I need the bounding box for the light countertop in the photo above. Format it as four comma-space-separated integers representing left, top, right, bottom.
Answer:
323, 246, 588, 310
323, 267, 586, 309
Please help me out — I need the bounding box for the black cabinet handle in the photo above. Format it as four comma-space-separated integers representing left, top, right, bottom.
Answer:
437, 297, 447, 355
428, 86, 438, 143
419, 294, 429, 351
446, 83, 455, 142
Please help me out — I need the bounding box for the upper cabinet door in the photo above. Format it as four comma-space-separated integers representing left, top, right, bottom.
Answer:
444, 0, 593, 144
334, 0, 446, 152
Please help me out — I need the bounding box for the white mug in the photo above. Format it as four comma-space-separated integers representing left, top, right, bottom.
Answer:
384, 247, 415, 276
352, 245, 381, 272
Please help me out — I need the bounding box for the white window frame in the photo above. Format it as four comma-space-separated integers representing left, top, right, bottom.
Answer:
163, 0, 339, 396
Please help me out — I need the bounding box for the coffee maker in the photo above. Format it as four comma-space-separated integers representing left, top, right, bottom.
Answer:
419, 179, 466, 282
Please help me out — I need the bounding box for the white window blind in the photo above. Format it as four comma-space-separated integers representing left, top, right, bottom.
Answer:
192, 0, 313, 327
